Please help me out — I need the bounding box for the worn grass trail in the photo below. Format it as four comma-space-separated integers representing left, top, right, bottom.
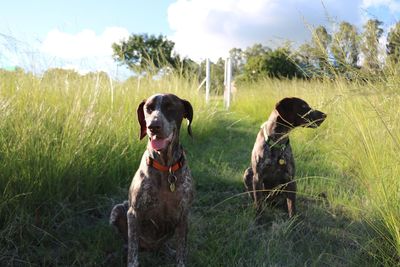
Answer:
0, 70, 399, 266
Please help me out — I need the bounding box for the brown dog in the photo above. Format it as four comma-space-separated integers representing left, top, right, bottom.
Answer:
110, 94, 194, 267
243, 97, 326, 218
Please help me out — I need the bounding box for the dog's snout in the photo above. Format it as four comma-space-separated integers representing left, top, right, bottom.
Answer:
313, 109, 326, 118
148, 121, 161, 133
316, 110, 327, 120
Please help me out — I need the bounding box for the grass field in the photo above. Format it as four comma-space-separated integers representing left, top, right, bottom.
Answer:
0, 69, 399, 266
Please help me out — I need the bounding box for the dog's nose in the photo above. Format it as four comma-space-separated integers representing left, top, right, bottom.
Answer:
148, 121, 161, 133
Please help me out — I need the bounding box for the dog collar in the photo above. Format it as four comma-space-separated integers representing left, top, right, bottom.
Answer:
261, 123, 289, 150
146, 154, 185, 173
146, 154, 185, 192
266, 137, 289, 150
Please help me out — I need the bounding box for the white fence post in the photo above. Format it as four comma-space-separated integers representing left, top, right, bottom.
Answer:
205, 58, 210, 103
224, 57, 232, 109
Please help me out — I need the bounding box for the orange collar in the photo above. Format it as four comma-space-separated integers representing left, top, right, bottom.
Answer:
146, 154, 185, 173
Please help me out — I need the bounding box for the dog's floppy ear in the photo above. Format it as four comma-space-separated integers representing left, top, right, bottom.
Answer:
275, 97, 295, 126
137, 100, 147, 140
181, 99, 193, 137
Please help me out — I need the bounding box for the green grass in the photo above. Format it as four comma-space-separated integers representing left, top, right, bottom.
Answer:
0, 69, 399, 266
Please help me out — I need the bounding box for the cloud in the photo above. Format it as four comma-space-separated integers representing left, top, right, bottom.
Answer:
362, 0, 400, 13
40, 27, 130, 76
167, 0, 366, 61
42, 27, 129, 59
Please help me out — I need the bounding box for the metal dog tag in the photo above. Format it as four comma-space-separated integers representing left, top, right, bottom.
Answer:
279, 158, 286, 165
168, 173, 177, 192
169, 183, 176, 192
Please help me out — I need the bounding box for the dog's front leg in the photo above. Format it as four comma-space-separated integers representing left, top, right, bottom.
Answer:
252, 172, 264, 216
176, 212, 189, 267
127, 207, 139, 267
285, 179, 296, 218
243, 167, 255, 201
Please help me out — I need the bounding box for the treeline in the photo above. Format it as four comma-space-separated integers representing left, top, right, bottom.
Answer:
4, 19, 398, 92
112, 19, 400, 91
240, 19, 400, 79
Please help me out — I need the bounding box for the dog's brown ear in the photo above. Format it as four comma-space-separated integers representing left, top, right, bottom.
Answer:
275, 97, 295, 126
137, 100, 147, 140
181, 99, 193, 137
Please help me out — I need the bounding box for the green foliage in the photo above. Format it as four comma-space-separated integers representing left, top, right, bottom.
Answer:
112, 33, 178, 72
242, 46, 301, 81
311, 26, 332, 73
229, 47, 245, 76
263, 47, 301, 78
331, 21, 360, 71
387, 22, 400, 65
197, 58, 225, 94
361, 19, 384, 72
243, 43, 271, 58
111, 34, 201, 79
296, 43, 316, 77
242, 52, 267, 81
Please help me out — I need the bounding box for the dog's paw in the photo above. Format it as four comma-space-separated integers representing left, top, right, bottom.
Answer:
109, 201, 129, 226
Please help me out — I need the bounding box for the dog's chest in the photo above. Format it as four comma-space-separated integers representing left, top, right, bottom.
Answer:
260, 146, 294, 185
134, 169, 193, 220
129, 165, 193, 250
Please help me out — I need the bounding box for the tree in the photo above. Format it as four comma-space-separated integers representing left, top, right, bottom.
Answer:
243, 54, 267, 81
242, 47, 301, 80
311, 26, 331, 73
179, 58, 200, 78
386, 22, 400, 65
240, 44, 270, 81
198, 58, 225, 94
212, 58, 226, 94
331, 21, 359, 71
263, 48, 301, 78
361, 19, 384, 72
244, 43, 271, 58
229, 48, 245, 76
296, 43, 316, 78
112, 34, 178, 72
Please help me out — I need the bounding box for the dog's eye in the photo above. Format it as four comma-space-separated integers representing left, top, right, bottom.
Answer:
146, 105, 154, 113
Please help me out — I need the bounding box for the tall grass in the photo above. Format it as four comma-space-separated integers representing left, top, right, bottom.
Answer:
233, 76, 400, 265
0, 68, 399, 266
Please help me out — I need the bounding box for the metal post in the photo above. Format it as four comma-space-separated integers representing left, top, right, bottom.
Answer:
205, 58, 210, 103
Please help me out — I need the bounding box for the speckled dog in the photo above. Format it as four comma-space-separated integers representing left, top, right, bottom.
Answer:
110, 94, 194, 267
243, 97, 326, 218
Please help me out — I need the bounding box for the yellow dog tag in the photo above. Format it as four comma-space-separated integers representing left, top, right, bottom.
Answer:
279, 159, 286, 165
169, 183, 176, 192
